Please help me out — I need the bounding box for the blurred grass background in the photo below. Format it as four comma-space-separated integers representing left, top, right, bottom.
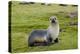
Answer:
10, 1, 78, 53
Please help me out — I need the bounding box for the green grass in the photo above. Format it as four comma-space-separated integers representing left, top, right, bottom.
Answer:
10, 1, 78, 53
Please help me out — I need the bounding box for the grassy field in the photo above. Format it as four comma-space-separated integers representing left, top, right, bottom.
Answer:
10, 1, 78, 53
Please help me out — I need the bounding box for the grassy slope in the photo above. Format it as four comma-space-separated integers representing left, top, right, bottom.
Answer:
10, 2, 78, 53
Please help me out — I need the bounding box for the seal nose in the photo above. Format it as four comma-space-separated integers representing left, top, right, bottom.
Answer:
51, 19, 55, 23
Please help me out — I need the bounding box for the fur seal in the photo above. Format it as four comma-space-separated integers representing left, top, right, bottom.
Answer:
28, 16, 59, 46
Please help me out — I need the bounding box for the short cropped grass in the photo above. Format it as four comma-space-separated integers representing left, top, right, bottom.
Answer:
10, 1, 78, 53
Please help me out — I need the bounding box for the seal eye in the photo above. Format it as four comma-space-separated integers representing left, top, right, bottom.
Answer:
54, 18, 56, 20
